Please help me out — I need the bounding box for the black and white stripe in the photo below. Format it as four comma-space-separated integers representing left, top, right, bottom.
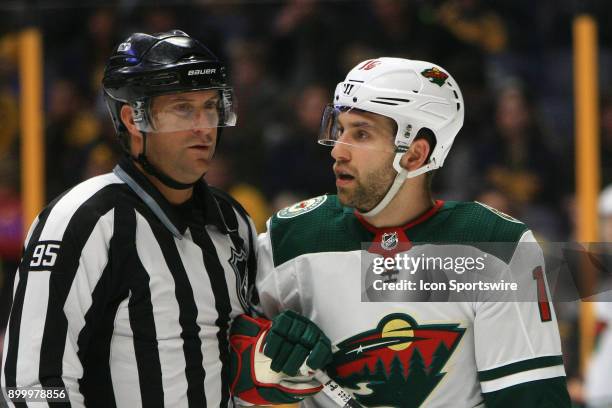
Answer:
1, 160, 256, 408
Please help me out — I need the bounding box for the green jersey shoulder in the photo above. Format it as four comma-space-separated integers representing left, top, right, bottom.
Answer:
268, 197, 529, 267
269, 195, 362, 267
409, 201, 528, 242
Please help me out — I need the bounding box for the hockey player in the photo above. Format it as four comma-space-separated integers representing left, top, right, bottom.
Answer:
584, 185, 612, 408
230, 58, 571, 407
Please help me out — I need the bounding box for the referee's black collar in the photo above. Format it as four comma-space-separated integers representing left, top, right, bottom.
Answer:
114, 157, 231, 237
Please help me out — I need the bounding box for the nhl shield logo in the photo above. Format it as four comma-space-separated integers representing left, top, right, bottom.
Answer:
228, 246, 249, 311
381, 232, 399, 250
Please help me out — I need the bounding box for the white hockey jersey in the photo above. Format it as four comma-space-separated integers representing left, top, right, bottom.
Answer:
256, 195, 568, 408
585, 299, 612, 406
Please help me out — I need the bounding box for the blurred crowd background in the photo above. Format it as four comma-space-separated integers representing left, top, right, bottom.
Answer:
1, 0, 612, 405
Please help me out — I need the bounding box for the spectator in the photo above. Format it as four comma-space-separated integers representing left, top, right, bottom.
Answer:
0, 156, 20, 371
601, 95, 612, 187
263, 83, 335, 200
45, 79, 103, 200
436, 0, 507, 54
269, 0, 342, 88
205, 153, 271, 233
477, 82, 564, 238
583, 185, 612, 407
220, 39, 282, 186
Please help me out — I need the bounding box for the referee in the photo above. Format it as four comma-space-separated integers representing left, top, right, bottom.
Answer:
1, 30, 257, 407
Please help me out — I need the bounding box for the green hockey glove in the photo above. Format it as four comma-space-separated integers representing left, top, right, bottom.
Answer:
264, 310, 333, 376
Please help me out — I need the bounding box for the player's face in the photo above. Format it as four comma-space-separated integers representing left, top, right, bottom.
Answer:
330, 110, 397, 211
145, 90, 219, 184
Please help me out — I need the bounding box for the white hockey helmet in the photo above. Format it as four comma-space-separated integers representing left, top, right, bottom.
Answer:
318, 57, 464, 216
600, 184, 612, 216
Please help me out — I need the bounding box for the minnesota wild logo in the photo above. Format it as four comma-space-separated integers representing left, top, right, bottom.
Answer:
329, 313, 465, 407
421, 67, 448, 87
276, 195, 327, 219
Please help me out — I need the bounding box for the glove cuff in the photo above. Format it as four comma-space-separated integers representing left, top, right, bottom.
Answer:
230, 315, 322, 405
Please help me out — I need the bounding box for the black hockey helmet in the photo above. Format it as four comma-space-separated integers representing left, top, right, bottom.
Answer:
103, 29, 236, 139
102, 30, 236, 190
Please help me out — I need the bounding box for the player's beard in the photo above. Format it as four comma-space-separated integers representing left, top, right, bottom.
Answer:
337, 160, 397, 212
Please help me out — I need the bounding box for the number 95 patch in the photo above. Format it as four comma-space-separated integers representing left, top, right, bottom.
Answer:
28, 241, 61, 271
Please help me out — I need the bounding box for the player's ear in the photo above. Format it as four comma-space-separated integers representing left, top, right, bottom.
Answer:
120, 104, 144, 156
400, 138, 430, 171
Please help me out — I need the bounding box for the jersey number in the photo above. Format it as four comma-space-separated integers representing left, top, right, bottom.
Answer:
532, 266, 552, 322
30, 242, 60, 268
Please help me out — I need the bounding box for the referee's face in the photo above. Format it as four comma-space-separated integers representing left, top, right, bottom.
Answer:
146, 90, 219, 184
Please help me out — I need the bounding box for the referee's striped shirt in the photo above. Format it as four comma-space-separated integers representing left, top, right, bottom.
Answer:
1, 157, 257, 407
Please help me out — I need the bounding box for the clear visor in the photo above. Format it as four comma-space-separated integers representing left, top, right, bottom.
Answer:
317, 104, 406, 154
132, 88, 237, 133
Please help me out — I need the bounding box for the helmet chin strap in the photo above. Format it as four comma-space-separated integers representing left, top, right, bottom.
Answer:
358, 152, 436, 218
133, 132, 196, 190
359, 168, 407, 218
